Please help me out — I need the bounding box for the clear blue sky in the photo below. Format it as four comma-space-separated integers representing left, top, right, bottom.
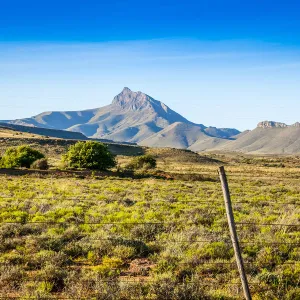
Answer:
1, 0, 300, 130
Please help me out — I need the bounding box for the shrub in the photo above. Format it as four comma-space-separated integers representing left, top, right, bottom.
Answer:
38, 263, 67, 292
31, 250, 68, 269
20, 281, 53, 298
92, 256, 123, 277
0, 265, 25, 291
87, 251, 98, 265
62, 141, 116, 170
150, 274, 209, 299
0, 251, 24, 265
112, 245, 135, 260
126, 155, 157, 170
0, 145, 45, 168
63, 271, 92, 299
64, 271, 121, 299
31, 158, 49, 170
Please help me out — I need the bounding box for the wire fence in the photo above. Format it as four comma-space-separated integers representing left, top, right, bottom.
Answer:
1, 195, 300, 206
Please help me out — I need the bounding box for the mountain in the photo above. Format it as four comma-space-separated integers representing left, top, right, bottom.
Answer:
206, 121, 300, 154
4, 88, 300, 154
4, 87, 239, 145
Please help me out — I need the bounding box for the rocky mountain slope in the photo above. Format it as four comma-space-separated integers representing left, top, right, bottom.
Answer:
4, 87, 239, 146
213, 121, 300, 154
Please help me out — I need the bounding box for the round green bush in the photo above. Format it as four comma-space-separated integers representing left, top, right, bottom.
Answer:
62, 141, 116, 170
0, 145, 45, 169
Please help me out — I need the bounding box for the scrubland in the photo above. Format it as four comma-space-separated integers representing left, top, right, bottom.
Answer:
0, 141, 299, 299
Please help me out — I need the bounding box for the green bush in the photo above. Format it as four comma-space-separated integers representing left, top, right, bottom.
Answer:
126, 155, 157, 170
62, 141, 116, 170
0, 145, 45, 168
31, 158, 49, 170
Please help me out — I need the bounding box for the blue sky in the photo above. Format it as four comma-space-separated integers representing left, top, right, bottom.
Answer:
1, 0, 300, 130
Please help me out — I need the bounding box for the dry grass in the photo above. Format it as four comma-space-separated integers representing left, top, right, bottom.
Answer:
0, 127, 43, 139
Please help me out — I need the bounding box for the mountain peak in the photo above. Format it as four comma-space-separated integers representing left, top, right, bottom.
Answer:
257, 121, 288, 128
112, 87, 153, 111
121, 87, 132, 93
257, 121, 300, 129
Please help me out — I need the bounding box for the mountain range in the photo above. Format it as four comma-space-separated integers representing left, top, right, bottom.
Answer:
3, 88, 300, 154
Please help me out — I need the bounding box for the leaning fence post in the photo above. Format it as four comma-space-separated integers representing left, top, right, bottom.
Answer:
218, 166, 252, 300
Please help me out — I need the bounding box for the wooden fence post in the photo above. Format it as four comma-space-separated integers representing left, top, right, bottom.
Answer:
218, 166, 252, 300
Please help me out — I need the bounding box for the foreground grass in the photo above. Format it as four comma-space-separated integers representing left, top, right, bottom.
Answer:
0, 153, 299, 299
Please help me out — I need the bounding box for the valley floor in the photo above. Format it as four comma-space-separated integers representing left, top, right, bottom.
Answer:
0, 147, 299, 299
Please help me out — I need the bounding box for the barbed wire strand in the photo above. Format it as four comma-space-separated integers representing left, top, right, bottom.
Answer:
4, 235, 300, 246
0, 196, 299, 206
0, 220, 299, 227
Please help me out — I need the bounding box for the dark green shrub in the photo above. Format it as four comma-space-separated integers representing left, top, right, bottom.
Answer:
0, 145, 45, 168
31, 158, 49, 170
126, 155, 157, 170
62, 141, 116, 170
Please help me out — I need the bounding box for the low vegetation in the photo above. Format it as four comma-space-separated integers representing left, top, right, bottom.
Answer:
0, 138, 299, 299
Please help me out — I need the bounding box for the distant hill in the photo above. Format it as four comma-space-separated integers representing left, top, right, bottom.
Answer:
142, 119, 300, 154
0, 123, 88, 140
214, 121, 300, 154
4, 87, 239, 146
140, 122, 206, 149
140, 122, 239, 150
